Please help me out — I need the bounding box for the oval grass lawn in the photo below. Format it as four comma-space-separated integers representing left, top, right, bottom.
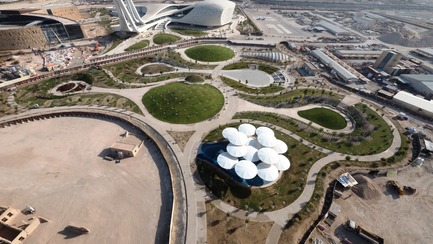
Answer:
297, 108, 347, 130
185, 45, 234, 62
142, 82, 224, 124
153, 33, 181, 45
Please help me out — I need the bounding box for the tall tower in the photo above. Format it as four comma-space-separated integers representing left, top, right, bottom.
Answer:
374, 50, 402, 74
113, 0, 145, 32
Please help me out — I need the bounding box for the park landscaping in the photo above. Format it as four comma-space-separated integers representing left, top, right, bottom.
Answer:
153, 33, 181, 45
223, 62, 279, 74
221, 76, 284, 94
142, 82, 224, 124
125, 40, 150, 51
234, 103, 394, 155
171, 28, 207, 36
199, 123, 326, 211
185, 74, 205, 83
141, 64, 175, 75
298, 108, 347, 130
185, 45, 235, 62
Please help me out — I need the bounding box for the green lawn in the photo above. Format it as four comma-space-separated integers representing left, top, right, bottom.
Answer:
241, 89, 344, 105
185, 45, 235, 62
234, 104, 394, 155
223, 62, 279, 74
185, 74, 204, 83
142, 83, 224, 124
221, 76, 284, 94
298, 108, 347, 130
153, 33, 181, 45
125, 40, 150, 51
199, 123, 325, 211
171, 28, 207, 36
141, 64, 174, 75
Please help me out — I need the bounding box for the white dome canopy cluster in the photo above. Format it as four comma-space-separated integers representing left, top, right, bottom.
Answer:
217, 124, 291, 183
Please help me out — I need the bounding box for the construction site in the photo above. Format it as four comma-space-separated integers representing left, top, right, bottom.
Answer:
309, 159, 433, 244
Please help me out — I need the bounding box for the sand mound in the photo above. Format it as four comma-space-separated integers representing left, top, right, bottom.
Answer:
351, 174, 382, 200
378, 30, 433, 47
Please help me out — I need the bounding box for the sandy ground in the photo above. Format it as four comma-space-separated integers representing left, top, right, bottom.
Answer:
206, 203, 273, 244
311, 158, 433, 244
0, 117, 172, 244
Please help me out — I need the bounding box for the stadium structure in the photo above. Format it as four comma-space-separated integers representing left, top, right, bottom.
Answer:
113, 0, 236, 33
0, 5, 84, 51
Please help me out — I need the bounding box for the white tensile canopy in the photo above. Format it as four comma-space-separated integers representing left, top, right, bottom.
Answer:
228, 131, 248, 146
257, 163, 279, 181
238, 123, 256, 137
243, 146, 260, 162
273, 139, 288, 154
235, 160, 258, 179
257, 147, 280, 164
276, 155, 291, 171
257, 133, 278, 148
226, 143, 248, 157
255, 126, 275, 136
247, 138, 262, 149
217, 152, 239, 169
222, 127, 238, 139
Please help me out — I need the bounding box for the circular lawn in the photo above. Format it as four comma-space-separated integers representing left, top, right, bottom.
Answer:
142, 82, 224, 124
297, 108, 347, 130
185, 45, 234, 62
153, 33, 181, 45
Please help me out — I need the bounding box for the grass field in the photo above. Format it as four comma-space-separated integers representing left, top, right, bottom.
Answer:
142, 83, 224, 124
234, 105, 394, 155
171, 28, 207, 36
185, 74, 204, 83
125, 40, 150, 51
241, 89, 344, 105
223, 62, 279, 74
141, 64, 174, 75
199, 123, 325, 211
153, 33, 181, 45
298, 108, 347, 130
221, 76, 284, 94
185, 45, 235, 62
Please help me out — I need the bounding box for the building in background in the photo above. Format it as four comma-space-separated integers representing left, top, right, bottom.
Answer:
399, 74, 433, 99
373, 50, 402, 74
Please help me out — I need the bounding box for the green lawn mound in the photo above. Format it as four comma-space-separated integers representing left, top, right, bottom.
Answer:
298, 108, 347, 130
153, 33, 181, 45
142, 83, 224, 124
141, 64, 174, 75
185, 74, 204, 83
125, 40, 150, 51
185, 45, 235, 62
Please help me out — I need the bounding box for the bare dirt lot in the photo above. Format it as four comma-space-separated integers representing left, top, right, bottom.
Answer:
311, 158, 433, 244
0, 117, 172, 243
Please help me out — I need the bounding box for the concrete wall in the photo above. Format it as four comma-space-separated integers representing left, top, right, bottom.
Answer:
0, 26, 47, 51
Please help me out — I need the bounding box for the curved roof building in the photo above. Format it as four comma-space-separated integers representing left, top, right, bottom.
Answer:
113, 0, 236, 33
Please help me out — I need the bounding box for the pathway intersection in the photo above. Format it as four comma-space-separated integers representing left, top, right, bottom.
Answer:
87, 58, 402, 243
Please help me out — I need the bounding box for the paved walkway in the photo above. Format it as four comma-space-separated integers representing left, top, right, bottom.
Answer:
7, 43, 404, 243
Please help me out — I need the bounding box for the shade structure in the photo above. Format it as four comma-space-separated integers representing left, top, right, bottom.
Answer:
228, 132, 248, 146
257, 133, 277, 148
247, 138, 262, 150
226, 143, 248, 157
222, 127, 238, 139
257, 148, 280, 164
243, 146, 260, 162
276, 155, 291, 171
217, 152, 239, 169
235, 160, 258, 179
257, 163, 279, 181
273, 139, 288, 154
238, 123, 256, 137
255, 126, 274, 136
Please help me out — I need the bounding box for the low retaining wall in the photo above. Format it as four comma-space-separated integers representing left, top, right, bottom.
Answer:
0, 107, 187, 244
